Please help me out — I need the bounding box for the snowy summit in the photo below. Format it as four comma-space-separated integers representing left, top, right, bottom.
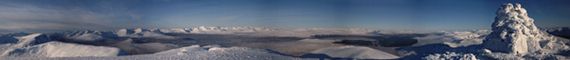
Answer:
482, 3, 568, 56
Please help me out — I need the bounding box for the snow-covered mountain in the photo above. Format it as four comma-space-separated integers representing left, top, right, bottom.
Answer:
0, 26, 396, 60
12, 33, 51, 48
115, 28, 175, 39
189, 26, 274, 34
2, 41, 121, 57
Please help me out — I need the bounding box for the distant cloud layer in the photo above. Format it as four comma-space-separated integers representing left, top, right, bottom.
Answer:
0, 1, 137, 32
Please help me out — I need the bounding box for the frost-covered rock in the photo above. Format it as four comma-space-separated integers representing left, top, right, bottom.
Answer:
423, 52, 478, 60
307, 46, 399, 59
482, 3, 568, 55
1, 41, 121, 57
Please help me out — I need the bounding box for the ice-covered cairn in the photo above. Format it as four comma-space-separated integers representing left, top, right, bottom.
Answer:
482, 3, 567, 56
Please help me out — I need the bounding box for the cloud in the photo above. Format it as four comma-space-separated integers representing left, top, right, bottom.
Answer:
0, 2, 131, 32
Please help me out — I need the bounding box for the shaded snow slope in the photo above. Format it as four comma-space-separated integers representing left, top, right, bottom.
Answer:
1, 41, 120, 57
307, 46, 399, 59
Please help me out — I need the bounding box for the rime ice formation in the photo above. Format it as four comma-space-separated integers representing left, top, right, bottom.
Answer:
482, 3, 568, 55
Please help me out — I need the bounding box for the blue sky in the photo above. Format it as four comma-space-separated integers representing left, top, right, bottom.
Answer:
0, 0, 569, 32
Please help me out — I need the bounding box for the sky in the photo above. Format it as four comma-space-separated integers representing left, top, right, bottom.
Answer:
0, 0, 569, 32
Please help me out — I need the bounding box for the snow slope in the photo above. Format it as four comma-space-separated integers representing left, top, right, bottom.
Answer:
1, 41, 120, 57
308, 46, 399, 59
1, 45, 306, 60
